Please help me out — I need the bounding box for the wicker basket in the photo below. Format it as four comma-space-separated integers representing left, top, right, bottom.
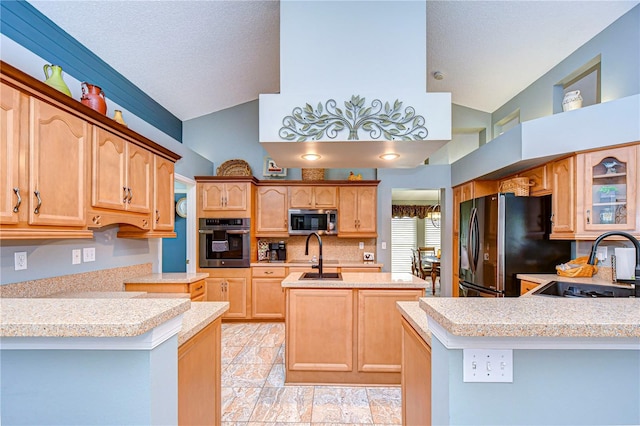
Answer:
216, 159, 252, 176
301, 168, 325, 181
499, 177, 533, 196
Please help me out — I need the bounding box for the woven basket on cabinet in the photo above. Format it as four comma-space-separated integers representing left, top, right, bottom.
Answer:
498, 177, 532, 196
301, 168, 325, 181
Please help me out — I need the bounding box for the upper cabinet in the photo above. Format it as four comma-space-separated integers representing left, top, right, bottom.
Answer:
0, 61, 180, 240
153, 156, 175, 232
196, 177, 257, 219
338, 185, 378, 237
289, 186, 337, 209
256, 185, 288, 237
549, 144, 639, 240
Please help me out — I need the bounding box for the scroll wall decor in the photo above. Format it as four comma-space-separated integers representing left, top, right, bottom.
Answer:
279, 95, 429, 142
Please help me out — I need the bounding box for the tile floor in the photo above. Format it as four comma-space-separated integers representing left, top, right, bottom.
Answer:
221, 321, 403, 425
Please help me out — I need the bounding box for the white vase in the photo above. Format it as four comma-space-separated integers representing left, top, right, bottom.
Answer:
562, 90, 583, 112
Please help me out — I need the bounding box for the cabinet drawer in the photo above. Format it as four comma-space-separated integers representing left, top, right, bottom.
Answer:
520, 280, 539, 295
189, 280, 206, 299
252, 266, 287, 278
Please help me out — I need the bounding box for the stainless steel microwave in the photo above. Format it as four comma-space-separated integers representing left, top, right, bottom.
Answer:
288, 209, 337, 235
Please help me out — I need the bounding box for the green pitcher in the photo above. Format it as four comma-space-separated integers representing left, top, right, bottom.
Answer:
43, 64, 72, 97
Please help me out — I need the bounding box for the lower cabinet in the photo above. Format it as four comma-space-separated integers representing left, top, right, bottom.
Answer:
124, 279, 205, 301
205, 269, 251, 319
285, 287, 423, 384
251, 266, 286, 319
401, 317, 431, 426
178, 317, 221, 426
520, 280, 539, 295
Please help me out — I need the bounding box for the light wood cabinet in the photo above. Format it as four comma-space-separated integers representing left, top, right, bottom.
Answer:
357, 289, 424, 373
92, 127, 152, 214
152, 155, 175, 232
1, 62, 180, 240
285, 287, 424, 385
520, 280, 539, 295
1, 83, 23, 226
200, 181, 251, 214
401, 317, 431, 426
256, 186, 288, 237
251, 266, 286, 319
550, 156, 576, 237
518, 164, 551, 196
289, 186, 337, 209
124, 279, 205, 301
178, 317, 221, 426
205, 268, 251, 319
577, 146, 637, 234
338, 186, 377, 237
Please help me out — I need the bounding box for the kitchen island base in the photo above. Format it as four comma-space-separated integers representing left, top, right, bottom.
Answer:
283, 272, 427, 385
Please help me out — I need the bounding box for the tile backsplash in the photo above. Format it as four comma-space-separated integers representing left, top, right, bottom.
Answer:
257, 236, 376, 262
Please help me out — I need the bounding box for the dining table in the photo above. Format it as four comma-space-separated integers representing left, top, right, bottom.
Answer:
421, 255, 441, 285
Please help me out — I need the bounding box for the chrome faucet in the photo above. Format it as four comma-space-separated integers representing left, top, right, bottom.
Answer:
305, 232, 323, 278
588, 231, 640, 297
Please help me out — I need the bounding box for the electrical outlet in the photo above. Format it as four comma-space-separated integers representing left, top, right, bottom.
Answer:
596, 246, 608, 261
14, 252, 27, 271
72, 249, 82, 265
359, 242, 364, 250
463, 349, 513, 383
83, 247, 96, 262
381, 242, 387, 250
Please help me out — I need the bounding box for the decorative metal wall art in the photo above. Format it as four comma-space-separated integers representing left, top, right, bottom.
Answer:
279, 95, 428, 142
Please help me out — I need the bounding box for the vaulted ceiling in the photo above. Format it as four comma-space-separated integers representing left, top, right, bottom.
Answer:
29, 1, 638, 122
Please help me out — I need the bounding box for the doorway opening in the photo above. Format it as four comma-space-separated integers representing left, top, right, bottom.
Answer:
161, 174, 196, 273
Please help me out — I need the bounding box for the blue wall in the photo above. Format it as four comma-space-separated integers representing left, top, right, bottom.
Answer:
431, 337, 640, 425
162, 195, 187, 273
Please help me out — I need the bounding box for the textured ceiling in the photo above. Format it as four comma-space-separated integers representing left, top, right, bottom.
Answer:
29, 1, 638, 121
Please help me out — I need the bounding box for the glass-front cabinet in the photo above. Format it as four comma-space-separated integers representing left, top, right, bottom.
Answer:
581, 146, 637, 232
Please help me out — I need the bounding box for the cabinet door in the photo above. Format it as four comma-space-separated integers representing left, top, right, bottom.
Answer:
205, 278, 225, 302
520, 164, 551, 196
224, 182, 248, 211
580, 147, 636, 232
178, 319, 221, 426
551, 157, 575, 235
126, 143, 152, 213
256, 186, 288, 235
225, 277, 249, 318
313, 186, 337, 208
289, 186, 314, 208
357, 289, 422, 373
401, 318, 431, 426
338, 187, 359, 233
1, 83, 22, 225
201, 183, 224, 211
251, 278, 285, 319
153, 155, 175, 231
92, 127, 127, 211
356, 187, 377, 235
287, 288, 353, 372
29, 98, 88, 226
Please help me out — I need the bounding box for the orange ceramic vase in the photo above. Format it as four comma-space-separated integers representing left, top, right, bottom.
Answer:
81, 82, 107, 115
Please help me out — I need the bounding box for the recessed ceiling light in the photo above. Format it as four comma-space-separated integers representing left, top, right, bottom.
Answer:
301, 153, 321, 161
379, 153, 400, 160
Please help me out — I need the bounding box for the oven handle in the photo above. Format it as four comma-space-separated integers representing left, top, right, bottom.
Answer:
198, 229, 249, 234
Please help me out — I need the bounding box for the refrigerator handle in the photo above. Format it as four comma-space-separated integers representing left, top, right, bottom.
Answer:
468, 207, 479, 274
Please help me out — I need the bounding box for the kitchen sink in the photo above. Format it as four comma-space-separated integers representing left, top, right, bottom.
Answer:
299, 272, 343, 280
289, 259, 339, 264
532, 281, 634, 298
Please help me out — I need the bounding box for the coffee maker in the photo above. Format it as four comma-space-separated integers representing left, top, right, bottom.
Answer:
268, 241, 287, 262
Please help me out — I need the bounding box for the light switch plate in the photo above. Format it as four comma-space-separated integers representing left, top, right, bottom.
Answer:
72, 249, 82, 265
463, 349, 513, 383
83, 247, 96, 262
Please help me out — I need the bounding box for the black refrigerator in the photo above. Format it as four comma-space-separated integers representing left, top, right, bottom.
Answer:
459, 193, 571, 297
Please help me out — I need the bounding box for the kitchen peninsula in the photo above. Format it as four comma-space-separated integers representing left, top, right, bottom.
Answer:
0, 295, 228, 425
281, 271, 427, 385
405, 295, 640, 425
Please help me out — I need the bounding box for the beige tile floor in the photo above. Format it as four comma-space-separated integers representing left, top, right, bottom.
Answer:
221, 322, 403, 425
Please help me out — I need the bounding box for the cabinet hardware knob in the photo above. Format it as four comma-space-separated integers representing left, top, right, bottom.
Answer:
155, 209, 160, 223
33, 190, 42, 214
128, 188, 133, 203
265, 271, 273, 275
123, 186, 128, 203
12, 188, 21, 213
586, 209, 590, 225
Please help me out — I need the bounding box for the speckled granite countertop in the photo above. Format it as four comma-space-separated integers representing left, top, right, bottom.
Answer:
282, 272, 427, 288
419, 297, 640, 338
252, 260, 383, 268
0, 298, 191, 338
517, 273, 634, 295
178, 302, 229, 346
123, 272, 209, 284
397, 301, 431, 345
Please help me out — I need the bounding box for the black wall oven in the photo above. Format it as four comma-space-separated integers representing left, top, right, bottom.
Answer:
199, 218, 250, 268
